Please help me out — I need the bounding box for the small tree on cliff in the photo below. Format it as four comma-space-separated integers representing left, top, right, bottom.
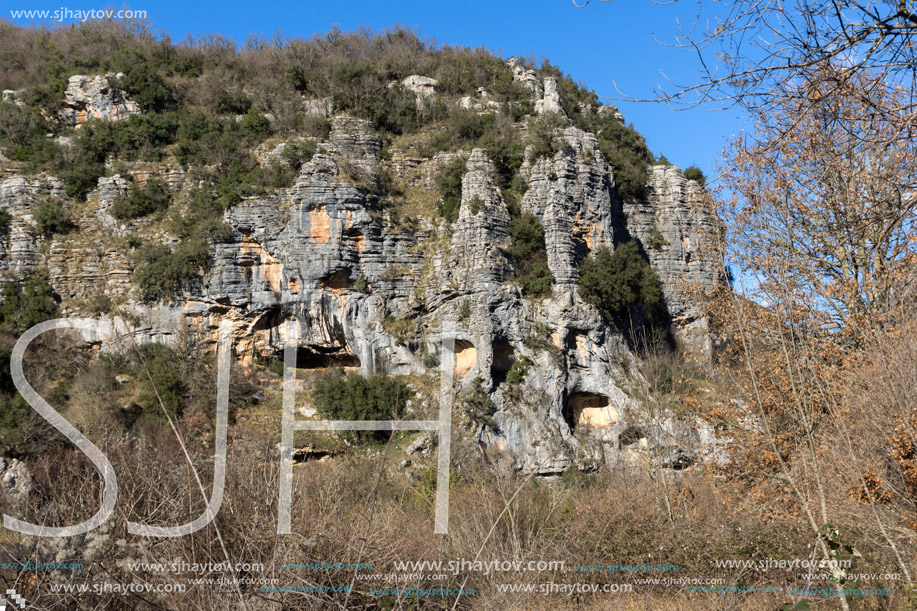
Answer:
577, 241, 668, 332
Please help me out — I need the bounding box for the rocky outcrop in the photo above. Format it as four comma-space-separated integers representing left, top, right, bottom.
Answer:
303, 97, 334, 118
597, 104, 625, 125
402, 75, 438, 100
535, 77, 563, 115
508, 57, 543, 101
0, 105, 724, 475
522, 126, 619, 284
0, 457, 33, 512
0, 175, 65, 273
508, 58, 565, 116
625, 165, 723, 355
2, 90, 23, 106
323, 116, 382, 186
60, 74, 139, 127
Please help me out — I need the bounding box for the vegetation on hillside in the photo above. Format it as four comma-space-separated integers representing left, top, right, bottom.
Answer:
312, 370, 414, 444
507, 213, 553, 296
578, 241, 668, 332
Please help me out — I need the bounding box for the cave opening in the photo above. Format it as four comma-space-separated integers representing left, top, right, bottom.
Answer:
491, 340, 515, 385
294, 346, 361, 369
563, 392, 613, 432
454, 339, 477, 376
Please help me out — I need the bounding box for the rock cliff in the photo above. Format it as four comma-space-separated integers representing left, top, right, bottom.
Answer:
0, 66, 725, 475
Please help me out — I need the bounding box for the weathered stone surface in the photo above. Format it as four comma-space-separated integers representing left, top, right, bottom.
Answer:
95, 175, 130, 233
624, 165, 724, 355
2, 90, 23, 106
0, 457, 33, 511
402, 75, 438, 99
49, 243, 133, 305
323, 116, 382, 186
597, 104, 626, 124
508, 57, 543, 100
0, 104, 724, 476
0, 175, 66, 274
522, 126, 618, 285
535, 77, 563, 115
303, 97, 334, 118
60, 74, 139, 127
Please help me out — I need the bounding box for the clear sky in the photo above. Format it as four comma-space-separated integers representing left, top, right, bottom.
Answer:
7, 0, 747, 179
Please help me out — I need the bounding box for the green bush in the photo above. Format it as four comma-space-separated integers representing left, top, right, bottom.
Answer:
32, 199, 73, 236
646, 224, 669, 251
110, 178, 171, 220
175, 109, 271, 172
330, 61, 421, 135
0, 272, 59, 454
469, 195, 484, 215
260, 139, 319, 189
684, 165, 706, 185
116, 59, 175, 113
132, 189, 232, 300
436, 155, 466, 222
0, 102, 59, 166
0, 271, 59, 335
61, 114, 180, 199
527, 112, 568, 161
312, 371, 414, 444
0, 209, 11, 231
506, 356, 533, 384
508, 213, 554, 296
578, 241, 669, 329
135, 342, 187, 419
239, 109, 272, 139
281, 139, 318, 169
214, 89, 253, 114
460, 376, 497, 431
63, 156, 106, 201
64, 114, 178, 180
0, 339, 29, 455
132, 242, 209, 300
560, 466, 597, 489
594, 119, 654, 201
447, 107, 494, 142
477, 111, 524, 189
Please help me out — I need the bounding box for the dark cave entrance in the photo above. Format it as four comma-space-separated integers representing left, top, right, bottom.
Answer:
491, 340, 515, 386
294, 346, 361, 369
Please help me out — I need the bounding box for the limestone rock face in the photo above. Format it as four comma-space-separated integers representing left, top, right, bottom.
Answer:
0, 176, 66, 273
323, 116, 382, 186
0, 109, 724, 475
509, 59, 565, 116
624, 165, 724, 355
535, 77, 564, 115
303, 97, 334, 118
508, 57, 543, 100
0, 457, 33, 511
402, 75, 438, 99
597, 104, 625, 125
522, 126, 619, 285
60, 74, 139, 127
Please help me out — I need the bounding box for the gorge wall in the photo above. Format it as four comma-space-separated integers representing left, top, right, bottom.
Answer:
0, 63, 725, 475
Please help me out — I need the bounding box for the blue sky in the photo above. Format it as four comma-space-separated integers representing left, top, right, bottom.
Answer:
7, 0, 747, 179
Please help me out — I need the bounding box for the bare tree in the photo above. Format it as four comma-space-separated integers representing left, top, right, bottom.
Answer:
714, 71, 917, 336
577, 0, 917, 127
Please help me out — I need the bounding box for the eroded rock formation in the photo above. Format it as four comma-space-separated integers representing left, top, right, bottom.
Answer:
0, 75, 726, 475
